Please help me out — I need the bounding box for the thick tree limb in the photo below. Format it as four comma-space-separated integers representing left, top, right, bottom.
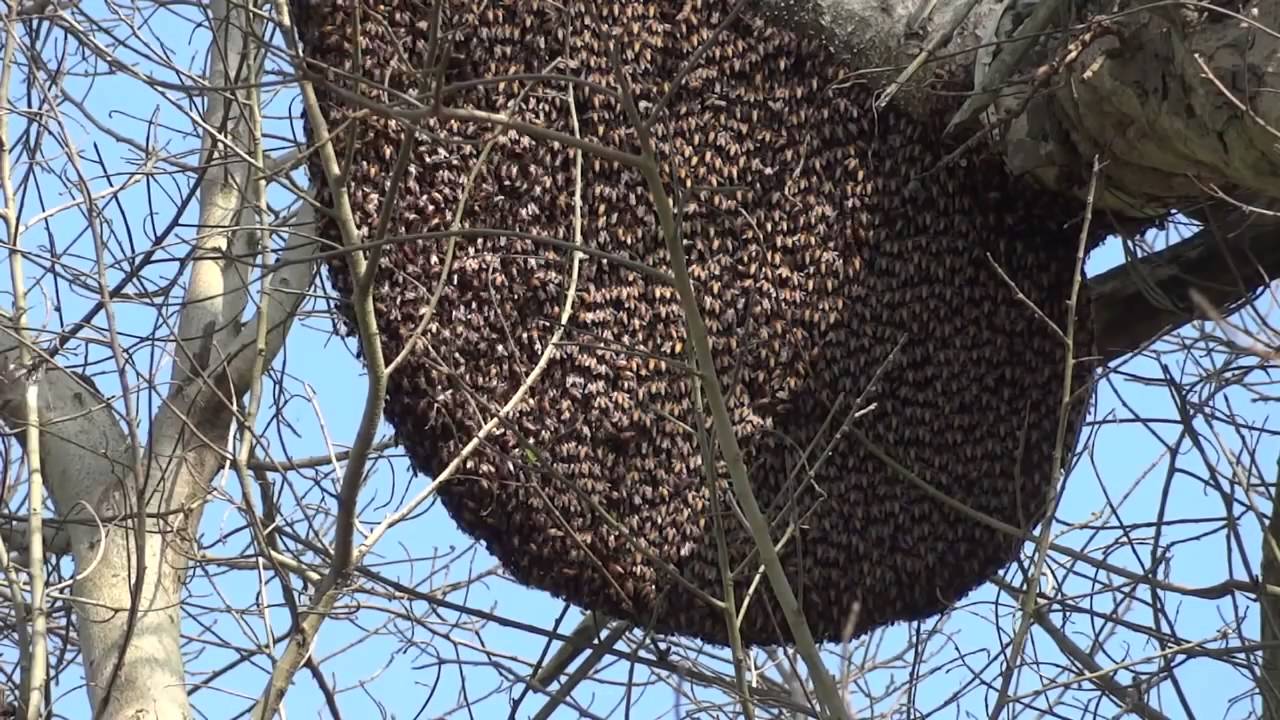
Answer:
749, 0, 1003, 107
0, 333, 133, 519
1090, 210, 1280, 362
172, 0, 263, 389
754, 0, 1280, 215
39, 1, 276, 717
0, 521, 72, 557
0, 226, 316, 720
0, 327, 173, 718
531, 612, 618, 690
224, 217, 320, 388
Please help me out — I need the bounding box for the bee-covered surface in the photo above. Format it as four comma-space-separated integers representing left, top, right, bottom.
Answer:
294, 0, 1099, 645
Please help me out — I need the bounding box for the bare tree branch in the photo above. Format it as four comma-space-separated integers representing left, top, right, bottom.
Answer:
1263, 477, 1280, 720
1091, 210, 1280, 362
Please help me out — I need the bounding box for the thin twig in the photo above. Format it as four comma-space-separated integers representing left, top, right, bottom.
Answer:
0, 5, 47, 716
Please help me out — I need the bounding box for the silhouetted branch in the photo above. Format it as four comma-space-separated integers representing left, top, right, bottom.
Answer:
1091, 212, 1280, 362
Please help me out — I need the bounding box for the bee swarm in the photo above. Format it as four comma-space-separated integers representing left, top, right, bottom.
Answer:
295, 0, 1101, 645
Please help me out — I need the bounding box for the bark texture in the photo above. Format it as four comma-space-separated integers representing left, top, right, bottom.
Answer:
754, 0, 1280, 216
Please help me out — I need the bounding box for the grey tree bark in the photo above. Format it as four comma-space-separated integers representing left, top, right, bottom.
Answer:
755, 0, 1280, 215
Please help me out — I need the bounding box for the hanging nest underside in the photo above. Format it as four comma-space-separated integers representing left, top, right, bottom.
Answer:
295, 0, 1101, 646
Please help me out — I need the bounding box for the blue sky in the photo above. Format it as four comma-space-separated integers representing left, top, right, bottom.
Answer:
3, 2, 1277, 718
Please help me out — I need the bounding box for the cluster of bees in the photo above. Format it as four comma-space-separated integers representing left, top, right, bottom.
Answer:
296, 0, 1102, 645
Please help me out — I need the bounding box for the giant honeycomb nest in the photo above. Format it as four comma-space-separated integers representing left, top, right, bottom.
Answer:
294, 0, 1103, 645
